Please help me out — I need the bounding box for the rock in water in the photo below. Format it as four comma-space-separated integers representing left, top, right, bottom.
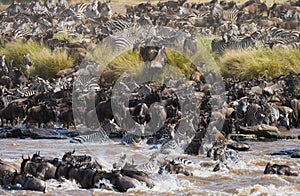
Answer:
291, 151, 300, 158
239, 124, 282, 139
227, 142, 250, 151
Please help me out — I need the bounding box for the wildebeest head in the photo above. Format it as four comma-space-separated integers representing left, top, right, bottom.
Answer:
138, 45, 168, 68
21, 155, 31, 174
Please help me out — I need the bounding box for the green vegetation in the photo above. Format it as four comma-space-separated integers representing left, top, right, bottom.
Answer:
29, 48, 73, 79
219, 47, 300, 80
0, 39, 74, 79
53, 31, 82, 43
87, 44, 196, 84
166, 49, 194, 78
102, 49, 143, 84
1, 37, 299, 82
292, 82, 300, 98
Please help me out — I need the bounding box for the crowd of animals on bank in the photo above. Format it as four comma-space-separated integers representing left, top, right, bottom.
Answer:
0, 0, 300, 59
0, 0, 300, 193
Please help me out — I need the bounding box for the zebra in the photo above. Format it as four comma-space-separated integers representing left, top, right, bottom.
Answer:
29, 76, 53, 93
108, 20, 132, 32
277, 106, 293, 130
121, 133, 141, 145
213, 5, 240, 23
160, 125, 181, 154
136, 152, 168, 174
222, 7, 240, 23
98, 0, 113, 18
211, 38, 227, 55
110, 36, 137, 52
14, 88, 36, 98
137, 158, 160, 174
70, 2, 88, 14
12, 29, 30, 40
6, 1, 25, 17
227, 35, 256, 50
245, 103, 266, 126
57, 0, 69, 10
234, 97, 249, 132
0, 55, 8, 74
101, 119, 123, 137
84, 0, 100, 18
212, 145, 239, 171
70, 127, 109, 144
265, 102, 280, 126
171, 156, 194, 166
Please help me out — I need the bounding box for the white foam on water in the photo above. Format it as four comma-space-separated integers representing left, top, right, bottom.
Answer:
131, 174, 192, 194
46, 178, 80, 192
235, 184, 300, 196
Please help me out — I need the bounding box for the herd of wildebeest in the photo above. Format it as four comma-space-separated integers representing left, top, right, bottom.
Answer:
0, 0, 300, 193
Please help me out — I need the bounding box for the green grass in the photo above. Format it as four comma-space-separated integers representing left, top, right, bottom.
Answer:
0, 39, 74, 79
293, 83, 300, 98
219, 47, 300, 80
53, 31, 82, 43
29, 48, 74, 79
86, 43, 196, 84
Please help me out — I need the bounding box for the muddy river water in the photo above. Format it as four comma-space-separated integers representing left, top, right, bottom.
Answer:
0, 129, 300, 195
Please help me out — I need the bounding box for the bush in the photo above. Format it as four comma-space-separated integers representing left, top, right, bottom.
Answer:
0, 39, 74, 79
29, 48, 74, 79
86, 43, 196, 84
53, 31, 82, 43
219, 47, 300, 80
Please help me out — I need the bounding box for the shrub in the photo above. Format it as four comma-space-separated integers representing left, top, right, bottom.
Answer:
29, 48, 74, 79
219, 47, 300, 80
0, 39, 74, 79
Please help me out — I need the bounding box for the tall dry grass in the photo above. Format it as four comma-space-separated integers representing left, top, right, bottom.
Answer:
0, 39, 74, 79
219, 47, 300, 80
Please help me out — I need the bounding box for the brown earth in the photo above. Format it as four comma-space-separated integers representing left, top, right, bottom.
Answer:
0, 0, 289, 13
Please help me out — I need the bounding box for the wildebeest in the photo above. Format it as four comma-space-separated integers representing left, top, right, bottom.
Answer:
12, 174, 46, 192
95, 98, 114, 125
264, 162, 298, 176
23, 103, 56, 128
0, 102, 26, 126
0, 76, 13, 89
159, 160, 191, 176
58, 108, 75, 129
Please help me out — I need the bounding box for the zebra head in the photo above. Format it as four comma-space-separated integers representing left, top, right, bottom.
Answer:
99, 0, 112, 18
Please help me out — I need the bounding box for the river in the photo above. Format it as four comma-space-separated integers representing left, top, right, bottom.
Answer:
0, 131, 299, 195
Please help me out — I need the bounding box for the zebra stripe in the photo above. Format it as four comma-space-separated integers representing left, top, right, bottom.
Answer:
213, 6, 240, 23
172, 157, 194, 166
14, 89, 36, 98
101, 120, 122, 135
0, 55, 8, 73
160, 139, 179, 154
265, 103, 280, 126
111, 36, 138, 51
137, 159, 160, 173
211, 38, 227, 54
245, 103, 265, 126
111, 20, 132, 32
227, 36, 255, 50
70, 127, 109, 144
222, 7, 240, 23
12, 29, 29, 40
70, 3, 88, 13
121, 133, 141, 145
